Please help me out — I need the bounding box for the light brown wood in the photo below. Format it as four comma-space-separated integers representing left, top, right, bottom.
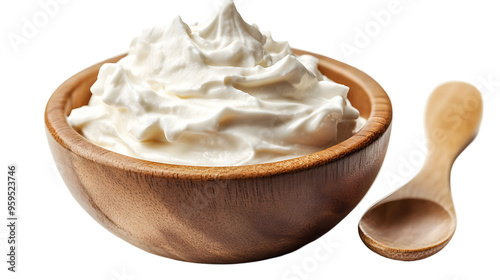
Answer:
359, 81, 482, 261
45, 49, 392, 263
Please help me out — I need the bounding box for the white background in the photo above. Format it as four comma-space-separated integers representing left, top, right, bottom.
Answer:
1, 0, 500, 279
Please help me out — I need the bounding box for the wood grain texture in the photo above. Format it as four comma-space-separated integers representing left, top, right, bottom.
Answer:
359, 82, 482, 261
45, 50, 392, 263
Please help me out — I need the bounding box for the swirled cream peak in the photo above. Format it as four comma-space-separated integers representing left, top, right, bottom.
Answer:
67, 1, 363, 166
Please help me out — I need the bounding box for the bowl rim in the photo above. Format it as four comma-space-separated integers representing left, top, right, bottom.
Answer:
45, 49, 392, 180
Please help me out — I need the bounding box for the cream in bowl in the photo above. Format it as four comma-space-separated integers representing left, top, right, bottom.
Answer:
66, 1, 364, 166
45, 0, 392, 263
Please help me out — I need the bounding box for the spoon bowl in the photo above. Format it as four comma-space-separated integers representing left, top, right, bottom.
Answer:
360, 198, 455, 260
359, 81, 482, 261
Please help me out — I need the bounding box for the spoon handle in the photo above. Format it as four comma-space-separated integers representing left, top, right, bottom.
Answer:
423, 82, 483, 164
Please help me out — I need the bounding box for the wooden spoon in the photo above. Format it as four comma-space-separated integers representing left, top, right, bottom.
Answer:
358, 81, 483, 261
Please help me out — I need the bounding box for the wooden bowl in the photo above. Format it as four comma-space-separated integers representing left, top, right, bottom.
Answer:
45, 49, 392, 263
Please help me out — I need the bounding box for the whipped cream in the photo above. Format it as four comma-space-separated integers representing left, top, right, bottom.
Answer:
67, 1, 363, 166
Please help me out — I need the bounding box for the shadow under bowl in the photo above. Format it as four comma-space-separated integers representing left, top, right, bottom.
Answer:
45, 49, 392, 263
